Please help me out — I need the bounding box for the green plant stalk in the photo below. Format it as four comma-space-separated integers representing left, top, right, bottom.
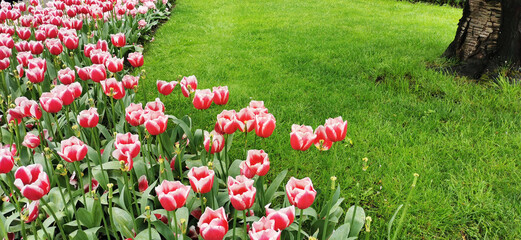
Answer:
108, 185, 117, 239
54, 113, 64, 141
321, 192, 332, 240
178, 147, 184, 181
100, 204, 111, 240
173, 210, 179, 240
350, 183, 360, 238
167, 211, 177, 240
200, 193, 205, 212
232, 210, 237, 240
258, 175, 265, 214
63, 173, 76, 223
243, 131, 248, 155
216, 153, 226, 180
57, 183, 72, 222
391, 174, 419, 240
73, 162, 87, 205
36, 218, 50, 240
40, 198, 68, 240
137, 127, 150, 179
130, 169, 140, 219
124, 171, 139, 232
90, 127, 108, 185
86, 155, 93, 196
119, 100, 128, 132
5, 173, 27, 240
297, 208, 304, 240
110, 97, 116, 130
44, 112, 56, 141
243, 210, 248, 234
147, 208, 152, 240
32, 220, 38, 240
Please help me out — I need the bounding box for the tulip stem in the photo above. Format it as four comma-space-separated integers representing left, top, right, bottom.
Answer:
40, 198, 69, 240
200, 193, 205, 212
73, 162, 87, 206
167, 211, 177, 240
130, 169, 140, 218
32, 220, 38, 240
173, 210, 179, 240
54, 113, 64, 141
57, 183, 72, 222
243, 210, 248, 234
90, 127, 108, 186
243, 131, 248, 155
4, 174, 27, 240
123, 170, 138, 232
86, 155, 93, 196
119, 100, 128, 132
36, 217, 51, 240
232, 210, 237, 240
44, 112, 55, 141
391, 174, 419, 240
297, 208, 304, 240
178, 147, 184, 182
110, 97, 116, 130
216, 152, 226, 180
63, 172, 76, 224
258, 175, 265, 215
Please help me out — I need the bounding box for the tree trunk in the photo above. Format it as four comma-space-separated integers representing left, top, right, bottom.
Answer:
443, 0, 521, 78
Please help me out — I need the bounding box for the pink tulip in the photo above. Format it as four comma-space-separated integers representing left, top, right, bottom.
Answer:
249, 217, 281, 240
324, 116, 348, 142
96, 39, 108, 51
14, 164, 50, 200
212, 86, 229, 105
290, 124, 316, 151
125, 103, 145, 126
127, 52, 144, 68
22, 132, 40, 149
265, 204, 295, 231
68, 82, 82, 99
255, 112, 276, 138
105, 56, 123, 73
249, 100, 268, 115
203, 130, 225, 154
28, 41, 43, 55
285, 177, 317, 209
34, 30, 46, 41
156, 80, 177, 95
0, 149, 14, 174
39, 92, 63, 113
193, 89, 214, 110
28, 58, 46, 71
57, 136, 88, 163
198, 207, 228, 240
7, 107, 24, 124
16, 27, 31, 40
155, 180, 190, 211
77, 107, 99, 128
83, 43, 96, 57
145, 98, 165, 112
22, 200, 39, 223
215, 110, 239, 134
76, 66, 91, 81
237, 107, 255, 132
0, 58, 10, 70
138, 175, 148, 192
228, 175, 256, 210
51, 85, 75, 106
122, 75, 139, 90
100, 78, 125, 99
240, 149, 270, 178
83, 178, 100, 193
90, 49, 110, 65
180, 75, 197, 97
111, 33, 126, 48
18, 100, 41, 120
0, 144, 16, 157
26, 67, 45, 83
16, 52, 32, 67
313, 125, 332, 151
90, 64, 107, 82
63, 34, 79, 50
144, 111, 168, 135
45, 38, 63, 55
58, 67, 75, 85
112, 133, 141, 161
188, 166, 215, 194
0, 46, 11, 58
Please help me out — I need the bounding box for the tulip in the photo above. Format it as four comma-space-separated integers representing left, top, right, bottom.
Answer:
68, 82, 82, 99
16, 51, 32, 67
155, 214, 168, 224
122, 75, 139, 90
100, 78, 125, 99
0, 144, 16, 158
155, 180, 190, 211
324, 116, 348, 142
63, 34, 79, 50
285, 177, 316, 209
228, 175, 256, 211
314, 125, 332, 151
237, 107, 255, 132
198, 207, 228, 240
144, 111, 168, 135
19, 100, 42, 119
112, 133, 141, 161
39, 92, 63, 113
138, 175, 148, 192
51, 85, 74, 106
111, 33, 126, 48
125, 103, 145, 126
0, 33, 14, 48
145, 98, 165, 112
203, 130, 225, 154
22, 200, 39, 223
14, 164, 50, 200
265, 205, 295, 231
45, 38, 63, 55
255, 112, 276, 138
7, 107, 24, 124
90, 49, 110, 64
290, 124, 316, 151
212, 86, 229, 105
0, 58, 9, 70
105, 56, 123, 73
180, 75, 197, 97
77, 108, 99, 128
28, 58, 46, 71
188, 166, 215, 194
193, 89, 214, 110
83, 178, 99, 193
34, 30, 46, 41
58, 67, 75, 85
96, 39, 108, 52
240, 149, 270, 178
156, 80, 177, 95
26, 67, 45, 84
22, 132, 40, 149
76, 66, 91, 81
215, 110, 239, 134
0, 46, 11, 58
15, 41, 30, 53
16, 27, 31, 40
57, 136, 88, 163
83, 43, 96, 57
249, 217, 281, 240
249, 100, 268, 115
90, 64, 106, 82
29, 41, 43, 55
127, 51, 144, 68
0, 149, 14, 174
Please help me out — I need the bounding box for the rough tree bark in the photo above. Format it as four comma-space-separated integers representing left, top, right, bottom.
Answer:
443, 0, 521, 78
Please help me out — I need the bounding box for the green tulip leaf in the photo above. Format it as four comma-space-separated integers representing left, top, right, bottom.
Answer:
112, 207, 134, 239
344, 205, 366, 237
265, 169, 288, 203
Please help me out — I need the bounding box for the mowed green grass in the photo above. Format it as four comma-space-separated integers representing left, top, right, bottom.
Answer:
141, 0, 521, 238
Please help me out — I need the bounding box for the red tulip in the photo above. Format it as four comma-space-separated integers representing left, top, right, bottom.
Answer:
112, 133, 141, 161
58, 67, 75, 85
0, 46, 11, 58
249, 100, 268, 115
180, 75, 197, 97
0, 58, 9, 70
57, 137, 88, 163
100, 78, 125, 99
28, 57, 46, 71
290, 124, 316, 151
90, 64, 107, 82
75, 66, 91, 81
111, 33, 126, 48
77, 107, 99, 128
324, 116, 348, 142
16, 27, 31, 40
144, 111, 168, 135
39, 92, 63, 113
122, 75, 139, 90
68, 82, 82, 99
22, 200, 39, 223
63, 34, 79, 50
240, 149, 270, 178
138, 175, 148, 192
13, 164, 50, 200
228, 175, 256, 210
45, 38, 63, 55
0, 33, 14, 48
215, 110, 239, 134
96, 39, 108, 52
7, 107, 24, 124
198, 207, 228, 240
0, 149, 14, 174
105, 56, 123, 73
212, 86, 229, 105
125, 103, 145, 126
90, 49, 110, 64
22, 132, 40, 149
285, 177, 316, 209
237, 107, 255, 132
0, 144, 16, 157
83, 43, 96, 57
313, 125, 332, 151
15, 41, 30, 53
255, 112, 276, 138
83, 178, 99, 193
188, 166, 215, 194
34, 30, 46, 41
155, 180, 190, 211
19, 100, 42, 119
26, 67, 47, 84
156, 80, 177, 95
154, 214, 168, 224
203, 130, 225, 154
249, 217, 281, 240
51, 85, 74, 106
145, 98, 165, 113
193, 89, 214, 110
265, 205, 295, 231
16, 51, 32, 67
29, 41, 43, 55
127, 51, 143, 67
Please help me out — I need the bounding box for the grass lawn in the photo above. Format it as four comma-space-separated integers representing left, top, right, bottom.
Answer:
140, 0, 521, 238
